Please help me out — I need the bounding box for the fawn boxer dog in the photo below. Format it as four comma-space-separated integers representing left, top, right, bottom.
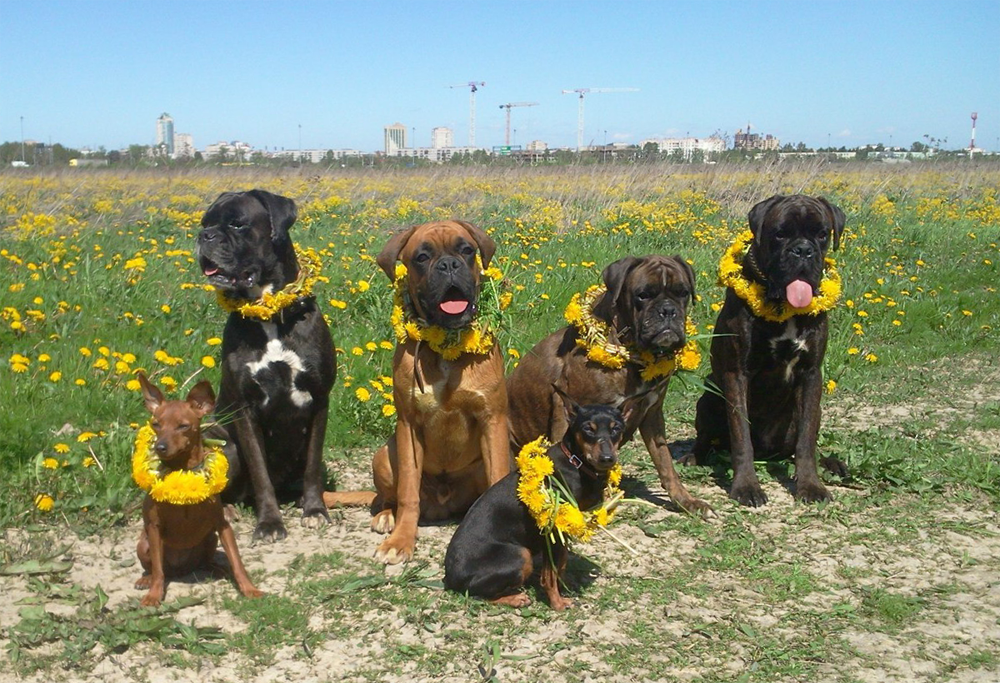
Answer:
324, 220, 510, 564
507, 255, 710, 515
691, 194, 847, 506
197, 190, 335, 541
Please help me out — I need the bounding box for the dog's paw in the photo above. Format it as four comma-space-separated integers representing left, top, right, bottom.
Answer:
490, 593, 532, 609
819, 456, 850, 479
301, 507, 330, 529
796, 481, 832, 504
253, 519, 288, 543
371, 509, 396, 535
140, 591, 163, 607
134, 575, 152, 590
223, 504, 241, 524
676, 452, 698, 467
730, 482, 768, 507
241, 586, 265, 599
549, 596, 574, 612
375, 537, 414, 565
675, 494, 714, 518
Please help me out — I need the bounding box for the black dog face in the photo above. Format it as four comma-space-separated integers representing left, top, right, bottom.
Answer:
748, 195, 846, 307
593, 255, 696, 355
377, 220, 497, 331
561, 398, 626, 473
196, 190, 298, 300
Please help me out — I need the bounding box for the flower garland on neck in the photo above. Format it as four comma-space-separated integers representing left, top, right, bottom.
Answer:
216, 247, 326, 322
719, 230, 842, 323
131, 423, 228, 505
564, 285, 701, 381
390, 259, 511, 361
516, 436, 623, 544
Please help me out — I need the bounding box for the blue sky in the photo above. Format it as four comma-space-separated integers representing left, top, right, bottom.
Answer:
1, 1, 997, 153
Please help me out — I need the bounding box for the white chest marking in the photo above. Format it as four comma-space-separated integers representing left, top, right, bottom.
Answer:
769, 319, 809, 383
247, 327, 312, 408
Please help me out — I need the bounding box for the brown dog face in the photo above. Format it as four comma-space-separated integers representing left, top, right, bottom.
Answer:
377, 220, 497, 330
196, 190, 299, 299
747, 195, 846, 307
592, 255, 696, 355
139, 373, 216, 468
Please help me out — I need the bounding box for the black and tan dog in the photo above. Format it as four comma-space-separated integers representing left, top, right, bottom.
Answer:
507, 255, 710, 515
444, 393, 631, 611
196, 190, 335, 541
324, 220, 510, 564
691, 194, 846, 506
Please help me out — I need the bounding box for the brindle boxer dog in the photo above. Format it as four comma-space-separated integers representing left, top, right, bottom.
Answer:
324, 220, 510, 564
507, 255, 711, 515
691, 194, 846, 507
197, 190, 335, 541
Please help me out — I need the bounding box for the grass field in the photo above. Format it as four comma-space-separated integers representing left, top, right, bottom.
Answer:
1, 161, 998, 682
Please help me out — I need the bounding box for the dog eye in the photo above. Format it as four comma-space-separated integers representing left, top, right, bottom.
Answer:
177, 424, 190, 431
414, 253, 430, 264
817, 229, 829, 240
230, 222, 246, 231
460, 245, 476, 257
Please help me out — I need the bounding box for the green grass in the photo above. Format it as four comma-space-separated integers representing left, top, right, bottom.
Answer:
1, 163, 1000, 680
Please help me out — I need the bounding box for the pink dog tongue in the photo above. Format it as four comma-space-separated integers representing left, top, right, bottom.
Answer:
440, 300, 469, 315
786, 280, 814, 308
204, 266, 219, 276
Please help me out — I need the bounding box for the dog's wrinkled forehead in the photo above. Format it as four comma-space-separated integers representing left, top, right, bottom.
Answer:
626, 257, 694, 301
201, 193, 269, 233
402, 224, 475, 262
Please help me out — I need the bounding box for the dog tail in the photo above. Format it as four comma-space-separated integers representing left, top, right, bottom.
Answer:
323, 490, 378, 508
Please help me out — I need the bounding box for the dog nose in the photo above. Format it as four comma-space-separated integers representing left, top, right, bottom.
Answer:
155, 440, 168, 455
790, 242, 815, 260
656, 302, 679, 320
198, 228, 219, 243
435, 256, 463, 273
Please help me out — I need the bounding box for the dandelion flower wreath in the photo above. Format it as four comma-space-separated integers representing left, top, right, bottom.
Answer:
132, 423, 228, 505
216, 247, 326, 322
564, 285, 701, 381
390, 259, 510, 361
719, 230, 842, 323
515, 436, 623, 544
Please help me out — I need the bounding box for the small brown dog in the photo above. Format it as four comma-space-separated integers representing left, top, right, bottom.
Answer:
135, 373, 263, 606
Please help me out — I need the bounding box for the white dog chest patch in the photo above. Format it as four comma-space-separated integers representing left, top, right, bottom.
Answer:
246, 334, 313, 408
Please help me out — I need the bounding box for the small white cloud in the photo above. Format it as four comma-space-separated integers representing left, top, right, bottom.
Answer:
837, 129, 852, 137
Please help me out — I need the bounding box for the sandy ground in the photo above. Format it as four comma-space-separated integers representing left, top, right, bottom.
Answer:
2, 463, 998, 683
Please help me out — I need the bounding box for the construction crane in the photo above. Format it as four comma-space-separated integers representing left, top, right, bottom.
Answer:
561, 87, 639, 152
449, 81, 486, 147
498, 102, 539, 146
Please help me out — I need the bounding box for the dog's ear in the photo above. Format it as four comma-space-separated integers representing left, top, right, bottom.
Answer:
138, 373, 164, 414
748, 195, 784, 247
592, 256, 641, 324
453, 220, 497, 268
248, 189, 297, 247
670, 255, 697, 306
817, 197, 846, 251
185, 381, 216, 418
552, 383, 580, 425
376, 225, 419, 281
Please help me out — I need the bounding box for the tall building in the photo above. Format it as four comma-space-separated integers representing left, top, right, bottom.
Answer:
431, 127, 454, 149
734, 129, 780, 151
156, 113, 175, 156
384, 123, 407, 154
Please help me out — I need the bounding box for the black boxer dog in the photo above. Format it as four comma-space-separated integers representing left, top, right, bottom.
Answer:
692, 194, 846, 507
196, 189, 335, 541
445, 391, 632, 611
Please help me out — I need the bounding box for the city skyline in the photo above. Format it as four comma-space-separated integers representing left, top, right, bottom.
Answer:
2, 1, 997, 154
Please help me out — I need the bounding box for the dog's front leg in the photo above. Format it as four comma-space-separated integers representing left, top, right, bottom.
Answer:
721, 368, 766, 507
140, 519, 166, 607
540, 543, 572, 611
301, 402, 331, 527
791, 366, 831, 503
376, 420, 423, 564
231, 414, 285, 542
217, 516, 264, 598
639, 409, 711, 515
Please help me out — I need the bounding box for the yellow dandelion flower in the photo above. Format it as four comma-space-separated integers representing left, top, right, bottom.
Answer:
355, 387, 372, 402
34, 494, 54, 512
207, 337, 222, 346
43, 457, 59, 469
201, 356, 216, 368
381, 404, 396, 417
54, 443, 70, 454
126, 379, 141, 391
351, 346, 364, 356
49, 371, 62, 382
